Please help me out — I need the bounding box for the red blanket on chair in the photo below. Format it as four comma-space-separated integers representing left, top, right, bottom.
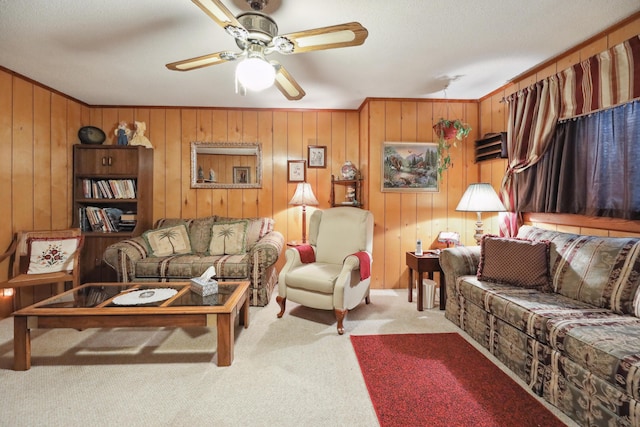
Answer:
294, 244, 315, 263
352, 251, 371, 281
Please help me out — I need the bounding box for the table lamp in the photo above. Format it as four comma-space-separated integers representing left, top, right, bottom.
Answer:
289, 182, 319, 243
456, 183, 506, 245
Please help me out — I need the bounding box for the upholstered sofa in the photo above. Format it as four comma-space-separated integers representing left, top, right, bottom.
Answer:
103, 216, 284, 306
440, 225, 640, 427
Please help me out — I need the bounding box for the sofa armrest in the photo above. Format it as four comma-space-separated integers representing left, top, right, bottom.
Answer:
249, 230, 284, 270
102, 236, 150, 282
439, 246, 481, 286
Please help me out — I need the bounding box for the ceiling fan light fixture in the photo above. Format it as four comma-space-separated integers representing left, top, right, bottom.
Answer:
236, 56, 275, 91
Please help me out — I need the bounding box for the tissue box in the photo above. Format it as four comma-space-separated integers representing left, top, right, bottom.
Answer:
190, 277, 218, 296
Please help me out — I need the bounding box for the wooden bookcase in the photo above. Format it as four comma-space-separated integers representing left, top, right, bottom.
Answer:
72, 145, 153, 283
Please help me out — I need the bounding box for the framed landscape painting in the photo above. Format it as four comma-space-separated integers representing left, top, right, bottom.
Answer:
381, 141, 439, 192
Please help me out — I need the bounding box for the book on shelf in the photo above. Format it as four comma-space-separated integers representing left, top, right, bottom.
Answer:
120, 212, 137, 221
81, 179, 137, 199
79, 206, 125, 232
118, 211, 137, 232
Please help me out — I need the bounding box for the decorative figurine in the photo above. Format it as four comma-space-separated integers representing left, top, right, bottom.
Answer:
345, 185, 356, 204
114, 121, 131, 146
129, 121, 153, 148
209, 168, 216, 182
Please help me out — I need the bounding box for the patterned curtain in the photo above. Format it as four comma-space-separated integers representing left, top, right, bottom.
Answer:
499, 35, 640, 236
499, 77, 560, 236
515, 100, 640, 219
558, 36, 640, 120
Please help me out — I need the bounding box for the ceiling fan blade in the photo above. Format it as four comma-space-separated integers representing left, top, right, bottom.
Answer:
273, 62, 305, 100
274, 22, 368, 54
191, 0, 243, 30
166, 51, 239, 71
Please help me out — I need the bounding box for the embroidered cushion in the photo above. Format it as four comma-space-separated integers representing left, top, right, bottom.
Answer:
27, 236, 82, 274
143, 224, 192, 257
477, 235, 551, 290
209, 220, 249, 255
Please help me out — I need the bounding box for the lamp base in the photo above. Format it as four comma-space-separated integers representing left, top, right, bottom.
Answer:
474, 212, 484, 245
301, 205, 307, 244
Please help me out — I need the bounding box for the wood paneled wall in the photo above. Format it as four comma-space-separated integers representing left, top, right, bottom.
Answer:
360, 99, 480, 289
0, 69, 89, 316
86, 107, 361, 264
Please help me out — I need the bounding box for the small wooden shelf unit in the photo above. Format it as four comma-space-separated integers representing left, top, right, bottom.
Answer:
330, 174, 364, 208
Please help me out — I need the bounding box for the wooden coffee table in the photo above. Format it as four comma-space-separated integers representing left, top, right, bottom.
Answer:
12, 281, 249, 370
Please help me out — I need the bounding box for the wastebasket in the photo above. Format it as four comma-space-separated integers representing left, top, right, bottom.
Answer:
422, 278, 437, 309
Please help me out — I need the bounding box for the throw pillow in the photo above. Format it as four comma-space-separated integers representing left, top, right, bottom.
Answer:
27, 236, 82, 274
209, 220, 249, 255
143, 224, 192, 257
477, 235, 551, 290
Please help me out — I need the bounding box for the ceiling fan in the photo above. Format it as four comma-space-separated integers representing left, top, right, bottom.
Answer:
166, 0, 368, 100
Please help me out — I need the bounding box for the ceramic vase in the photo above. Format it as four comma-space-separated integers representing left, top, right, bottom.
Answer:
341, 161, 357, 180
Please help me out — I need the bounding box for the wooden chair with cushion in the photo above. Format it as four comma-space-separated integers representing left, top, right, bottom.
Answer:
277, 207, 374, 334
0, 229, 84, 310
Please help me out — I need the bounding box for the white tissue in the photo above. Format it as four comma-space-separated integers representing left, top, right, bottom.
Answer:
199, 265, 216, 281
191, 266, 218, 296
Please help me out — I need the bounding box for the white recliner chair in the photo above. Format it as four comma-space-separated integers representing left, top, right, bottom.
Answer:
277, 207, 374, 334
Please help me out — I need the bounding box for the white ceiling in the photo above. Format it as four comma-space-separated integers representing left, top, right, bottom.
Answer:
1, 0, 638, 110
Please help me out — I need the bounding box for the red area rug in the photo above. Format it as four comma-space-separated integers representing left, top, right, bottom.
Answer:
351, 333, 566, 427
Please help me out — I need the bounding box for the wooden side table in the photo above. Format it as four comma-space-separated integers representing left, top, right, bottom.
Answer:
406, 251, 445, 311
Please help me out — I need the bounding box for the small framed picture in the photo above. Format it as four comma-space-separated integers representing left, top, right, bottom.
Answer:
233, 166, 250, 184
287, 160, 306, 183
307, 145, 327, 168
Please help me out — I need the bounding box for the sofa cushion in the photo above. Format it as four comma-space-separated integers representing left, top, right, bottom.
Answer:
142, 224, 192, 257
478, 235, 551, 290
545, 315, 640, 400
155, 217, 217, 254
518, 226, 640, 315
209, 220, 249, 255
283, 262, 342, 294
217, 216, 274, 250
457, 275, 614, 345
134, 254, 250, 279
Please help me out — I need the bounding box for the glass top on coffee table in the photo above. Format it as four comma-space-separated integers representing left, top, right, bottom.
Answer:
20, 282, 242, 310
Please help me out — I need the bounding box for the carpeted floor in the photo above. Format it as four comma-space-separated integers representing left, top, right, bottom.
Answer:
351, 333, 567, 427
0, 288, 576, 426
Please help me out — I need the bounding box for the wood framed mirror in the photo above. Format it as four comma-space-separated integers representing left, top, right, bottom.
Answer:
191, 142, 262, 189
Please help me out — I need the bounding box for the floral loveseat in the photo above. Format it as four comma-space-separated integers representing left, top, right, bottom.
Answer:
103, 216, 284, 306
440, 225, 640, 427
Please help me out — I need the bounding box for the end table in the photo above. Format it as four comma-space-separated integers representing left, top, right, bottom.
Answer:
406, 251, 445, 311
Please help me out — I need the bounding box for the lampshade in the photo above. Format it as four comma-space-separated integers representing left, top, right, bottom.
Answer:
455, 183, 506, 212
456, 183, 506, 245
289, 182, 319, 206
236, 57, 276, 91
